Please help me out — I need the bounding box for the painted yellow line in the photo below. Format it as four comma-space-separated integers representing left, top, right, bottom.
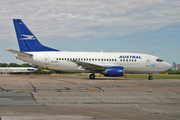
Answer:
89, 111, 100, 114
87, 87, 97, 92
58, 80, 78, 85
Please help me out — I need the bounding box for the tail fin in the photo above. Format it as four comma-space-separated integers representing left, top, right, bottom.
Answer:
13, 19, 59, 52
32, 65, 38, 68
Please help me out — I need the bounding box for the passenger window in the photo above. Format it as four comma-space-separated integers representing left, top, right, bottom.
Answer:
112, 59, 114, 61
104, 59, 106, 61
95, 59, 97, 61
92, 59, 94, 61
65, 58, 66, 60
101, 59, 103, 61
62, 58, 64, 60
135, 59, 136, 62
59, 58, 61, 60
115, 59, 116, 61
89, 58, 91, 61
56, 58, 58, 60
123, 59, 125, 61
126, 59, 128, 62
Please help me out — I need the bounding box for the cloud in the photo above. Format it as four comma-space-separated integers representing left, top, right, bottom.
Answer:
0, 0, 179, 42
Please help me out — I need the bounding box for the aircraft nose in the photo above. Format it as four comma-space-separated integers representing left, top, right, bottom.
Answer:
164, 62, 172, 70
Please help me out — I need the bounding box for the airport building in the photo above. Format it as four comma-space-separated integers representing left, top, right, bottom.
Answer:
177, 64, 180, 70
173, 62, 177, 70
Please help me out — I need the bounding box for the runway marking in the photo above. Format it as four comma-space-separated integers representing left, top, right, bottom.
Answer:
58, 80, 78, 85
135, 104, 139, 108
87, 87, 97, 92
89, 111, 100, 114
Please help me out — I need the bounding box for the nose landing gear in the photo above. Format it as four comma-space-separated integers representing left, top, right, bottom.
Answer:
148, 76, 153, 80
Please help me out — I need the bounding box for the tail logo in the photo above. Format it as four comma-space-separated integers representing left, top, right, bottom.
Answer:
21, 34, 36, 40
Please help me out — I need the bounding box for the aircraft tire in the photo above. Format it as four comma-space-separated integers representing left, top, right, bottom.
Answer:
89, 74, 95, 79
148, 76, 153, 80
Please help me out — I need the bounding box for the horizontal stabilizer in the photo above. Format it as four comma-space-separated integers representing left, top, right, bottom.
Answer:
5, 49, 33, 57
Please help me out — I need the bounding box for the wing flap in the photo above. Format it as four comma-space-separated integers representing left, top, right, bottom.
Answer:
71, 60, 105, 71
5, 49, 33, 57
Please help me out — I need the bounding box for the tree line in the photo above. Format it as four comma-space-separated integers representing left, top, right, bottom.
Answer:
160, 69, 180, 74
0, 63, 32, 67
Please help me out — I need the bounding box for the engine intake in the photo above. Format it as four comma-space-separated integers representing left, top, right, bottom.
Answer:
104, 66, 124, 77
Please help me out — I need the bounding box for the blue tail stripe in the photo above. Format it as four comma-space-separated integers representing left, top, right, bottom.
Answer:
13, 19, 59, 52
32, 65, 38, 68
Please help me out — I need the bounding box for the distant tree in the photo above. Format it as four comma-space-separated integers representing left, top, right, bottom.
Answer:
8, 63, 20, 67
0, 63, 8, 67
20, 63, 32, 67
160, 69, 180, 74
173, 70, 180, 74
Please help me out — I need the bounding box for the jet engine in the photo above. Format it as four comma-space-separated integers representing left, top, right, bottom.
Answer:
103, 66, 124, 77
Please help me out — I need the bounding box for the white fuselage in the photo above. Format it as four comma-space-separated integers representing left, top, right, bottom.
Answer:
16, 51, 171, 74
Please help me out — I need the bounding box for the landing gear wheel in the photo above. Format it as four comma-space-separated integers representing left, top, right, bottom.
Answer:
89, 74, 95, 79
148, 76, 153, 80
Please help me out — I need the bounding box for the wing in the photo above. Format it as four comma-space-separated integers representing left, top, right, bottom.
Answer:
5, 49, 33, 57
71, 60, 105, 71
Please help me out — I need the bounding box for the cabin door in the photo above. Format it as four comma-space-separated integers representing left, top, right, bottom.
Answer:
44, 55, 49, 65
146, 57, 151, 67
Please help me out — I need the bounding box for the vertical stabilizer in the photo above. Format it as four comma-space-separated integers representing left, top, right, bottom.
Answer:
13, 19, 59, 52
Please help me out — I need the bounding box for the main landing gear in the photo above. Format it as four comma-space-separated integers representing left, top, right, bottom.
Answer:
148, 76, 153, 80
89, 74, 95, 79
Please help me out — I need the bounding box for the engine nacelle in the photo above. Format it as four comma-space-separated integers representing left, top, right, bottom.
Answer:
103, 66, 124, 77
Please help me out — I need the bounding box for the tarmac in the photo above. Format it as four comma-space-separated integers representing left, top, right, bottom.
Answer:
0, 74, 180, 120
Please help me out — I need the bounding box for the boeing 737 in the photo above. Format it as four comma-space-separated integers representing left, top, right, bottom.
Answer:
6, 19, 171, 80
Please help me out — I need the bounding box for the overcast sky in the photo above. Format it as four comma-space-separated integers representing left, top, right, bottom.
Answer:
0, 0, 180, 65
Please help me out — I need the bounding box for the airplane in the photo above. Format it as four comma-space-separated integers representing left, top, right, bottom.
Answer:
0, 65, 38, 73
6, 19, 172, 80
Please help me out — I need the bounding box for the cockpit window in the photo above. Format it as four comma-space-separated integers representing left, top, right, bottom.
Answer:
156, 58, 164, 62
